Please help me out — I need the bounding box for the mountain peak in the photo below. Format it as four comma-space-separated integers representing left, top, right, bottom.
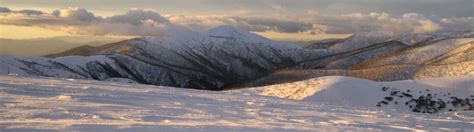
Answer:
206, 25, 254, 38
206, 25, 300, 49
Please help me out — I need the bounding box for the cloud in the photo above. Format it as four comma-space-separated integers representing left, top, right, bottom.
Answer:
231, 17, 313, 33
310, 12, 445, 34
168, 15, 225, 32
105, 9, 170, 25
0, 7, 12, 13
268, 3, 288, 13
170, 11, 468, 35
0, 7, 45, 15
52, 7, 97, 21
0, 6, 472, 37
3, 0, 472, 18
17, 10, 45, 15
440, 17, 474, 32
168, 15, 313, 33
0, 7, 186, 36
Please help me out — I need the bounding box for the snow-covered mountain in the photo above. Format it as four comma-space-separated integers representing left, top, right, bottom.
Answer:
0, 27, 473, 131
302, 31, 474, 69
1, 26, 473, 90
238, 31, 474, 87
0, 26, 324, 90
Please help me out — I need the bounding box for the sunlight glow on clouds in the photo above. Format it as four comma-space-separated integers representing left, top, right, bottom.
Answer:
0, 25, 73, 39
0, 7, 188, 36
0, 6, 472, 39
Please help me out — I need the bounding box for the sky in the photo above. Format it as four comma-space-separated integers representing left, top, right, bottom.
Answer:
0, 0, 472, 41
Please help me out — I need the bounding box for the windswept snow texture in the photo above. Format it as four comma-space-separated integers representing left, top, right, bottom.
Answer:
0, 75, 473, 131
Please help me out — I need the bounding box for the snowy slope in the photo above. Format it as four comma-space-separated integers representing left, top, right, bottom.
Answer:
240, 31, 474, 87
0, 55, 118, 79
207, 25, 300, 49
361, 38, 474, 67
328, 31, 473, 53
0, 75, 473, 131
326, 31, 393, 52
244, 75, 473, 113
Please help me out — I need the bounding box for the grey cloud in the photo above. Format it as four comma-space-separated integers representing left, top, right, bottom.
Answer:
169, 16, 313, 33
0, 7, 186, 36
440, 17, 474, 32
313, 12, 444, 34
0, 6, 472, 37
2, 0, 472, 18
266, 0, 474, 17
0, 7, 44, 15
230, 17, 313, 33
52, 7, 97, 21
105, 9, 170, 25
17, 10, 45, 15
170, 11, 469, 34
0, 7, 12, 13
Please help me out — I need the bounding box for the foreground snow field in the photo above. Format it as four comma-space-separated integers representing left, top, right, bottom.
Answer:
0, 75, 473, 131
244, 76, 474, 113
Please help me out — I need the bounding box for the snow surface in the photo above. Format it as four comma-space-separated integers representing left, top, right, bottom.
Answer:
246, 76, 473, 108
0, 75, 473, 131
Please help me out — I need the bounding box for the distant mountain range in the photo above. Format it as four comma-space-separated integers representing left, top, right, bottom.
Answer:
241, 31, 474, 87
1, 26, 473, 90
0, 36, 124, 56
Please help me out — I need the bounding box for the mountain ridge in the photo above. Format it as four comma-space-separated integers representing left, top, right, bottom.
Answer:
1, 26, 473, 90
1, 26, 319, 90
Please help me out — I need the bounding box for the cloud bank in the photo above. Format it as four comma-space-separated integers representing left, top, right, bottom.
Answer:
0, 7, 472, 36
0, 7, 187, 36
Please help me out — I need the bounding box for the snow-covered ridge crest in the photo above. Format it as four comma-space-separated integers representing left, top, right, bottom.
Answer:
394, 31, 474, 45
141, 25, 301, 49
342, 30, 474, 47
206, 25, 300, 49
